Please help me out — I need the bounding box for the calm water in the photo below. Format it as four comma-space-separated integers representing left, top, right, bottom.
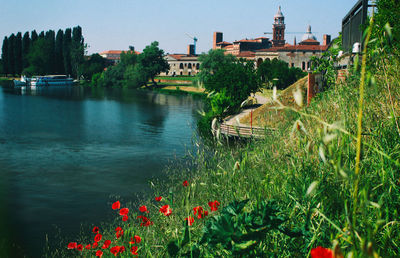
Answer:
0, 85, 202, 257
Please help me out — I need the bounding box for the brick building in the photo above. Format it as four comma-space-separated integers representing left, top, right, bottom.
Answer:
99, 50, 140, 64
158, 45, 200, 76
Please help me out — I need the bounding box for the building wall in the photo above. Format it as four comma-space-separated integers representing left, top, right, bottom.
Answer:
159, 59, 201, 76
255, 50, 323, 71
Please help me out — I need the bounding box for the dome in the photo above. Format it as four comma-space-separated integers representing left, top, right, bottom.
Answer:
301, 25, 317, 41
274, 6, 284, 18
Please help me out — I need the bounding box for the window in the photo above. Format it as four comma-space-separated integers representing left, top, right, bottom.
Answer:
179, 63, 183, 69
196, 63, 200, 69
291, 63, 294, 67
188, 63, 192, 69
302, 62, 305, 70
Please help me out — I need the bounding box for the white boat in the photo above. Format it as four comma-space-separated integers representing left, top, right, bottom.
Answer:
13, 76, 28, 87
30, 75, 74, 87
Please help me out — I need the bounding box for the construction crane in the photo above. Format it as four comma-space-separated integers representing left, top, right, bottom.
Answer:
185, 33, 198, 55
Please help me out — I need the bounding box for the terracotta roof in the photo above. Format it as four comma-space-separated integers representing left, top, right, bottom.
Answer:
299, 39, 320, 45
99, 50, 140, 55
256, 44, 328, 52
167, 54, 199, 61
216, 41, 232, 45
234, 39, 260, 43
236, 51, 256, 58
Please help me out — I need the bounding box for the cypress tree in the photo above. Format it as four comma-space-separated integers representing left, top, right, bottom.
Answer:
55, 29, 64, 74
14, 32, 22, 75
63, 28, 72, 76
31, 30, 38, 43
22, 32, 30, 70
71, 26, 84, 78
1, 36, 9, 76
45, 30, 55, 74
7, 34, 15, 76
39, 31, 45, 39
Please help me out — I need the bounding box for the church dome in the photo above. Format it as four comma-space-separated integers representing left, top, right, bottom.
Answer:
301, 25, 317, 41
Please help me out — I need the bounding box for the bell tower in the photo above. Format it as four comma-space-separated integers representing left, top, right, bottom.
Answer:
272, 6, 285, 47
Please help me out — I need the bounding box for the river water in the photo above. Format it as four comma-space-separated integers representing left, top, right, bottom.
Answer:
0, 85, 202, 256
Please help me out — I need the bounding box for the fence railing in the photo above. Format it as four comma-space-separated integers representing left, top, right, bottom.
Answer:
216, 122, 274, 138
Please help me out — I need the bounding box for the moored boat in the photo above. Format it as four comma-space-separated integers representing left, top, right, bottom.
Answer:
13, 76, 28, 87
30, 75, 74, 87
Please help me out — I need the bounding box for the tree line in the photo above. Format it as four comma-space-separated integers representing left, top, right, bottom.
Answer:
1, 26, 85, 78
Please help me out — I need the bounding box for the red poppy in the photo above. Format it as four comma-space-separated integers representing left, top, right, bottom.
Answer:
116, 230, 124, 239
92, 242, 99, 249
93, 226, 100, 234
129, 237, 135, 245
311, 246, 334, 258
110, 246, 120, 256
95, 250, 103, 257
119, 208, 129, 216
208, 200, 220, 211
131, 246, 139, 255
120, 246, 126, 253
77, 244, 83, 251
122, 215, 129, 221
137, 215, 153, 227
159, 205, 172, 216
94, 233, 102, 242
115, 226, 122, 232
185, 216, 195, 226
183, 180, 188, 187
204, 210, 209, 216
67, 242, 77, 249
134, 235, 141, 243
139, 205, 148, 213
112, 201, 121, 210
155, 196, 162, 202
102, 240, 111, 249
193, 206, 206, 219
85, 244, 91, 250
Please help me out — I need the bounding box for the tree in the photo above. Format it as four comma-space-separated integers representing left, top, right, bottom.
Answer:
1, 36, 9, 75
78, 53, 107, 81
22, 32, 30, 70
45, 30, 55, 74
63, 28, 72, 76
375, 0, 400, 52
24, 38, 54, 76
137, 41, 169, 86
7, 34, 15, 76
71, 26, 85, 78
198, 49, 260, 116
55, 29, 64, 74
257, 59, 306, 89
14, 32, 22, 75
31, 30, 38, 43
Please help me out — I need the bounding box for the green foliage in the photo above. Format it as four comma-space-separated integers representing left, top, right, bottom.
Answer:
257, 58, 306, 89
374, 0, 400, 53
198, 49, 260, 116
78, 54, 107, 81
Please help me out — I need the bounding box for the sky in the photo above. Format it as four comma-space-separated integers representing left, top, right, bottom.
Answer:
0, 0, 357, 55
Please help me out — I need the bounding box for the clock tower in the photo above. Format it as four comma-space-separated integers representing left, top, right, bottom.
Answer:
272, 6, 286, 47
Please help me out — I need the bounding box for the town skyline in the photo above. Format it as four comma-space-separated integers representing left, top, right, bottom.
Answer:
1, 0, 356, 55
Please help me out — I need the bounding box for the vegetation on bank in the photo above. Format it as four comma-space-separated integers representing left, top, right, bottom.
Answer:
54, 1, 400, 257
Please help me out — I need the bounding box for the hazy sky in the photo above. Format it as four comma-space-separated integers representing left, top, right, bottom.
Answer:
0, 0, 357, 55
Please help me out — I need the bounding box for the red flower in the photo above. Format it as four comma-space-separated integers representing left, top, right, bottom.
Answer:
93, 226, 100, 234
119, 208, 129, 216
110, 246, 120, 256
155, 196, 162, 202
94, 233, 102, 242
134, 235, 141, 243
77, 244, 83, 251
131, 246, 139, 255
92, 242, 99, 249
311, 246, 334, 258
159, 205, 172, 216
183, 180, 188, 187
102, 240, 111, 249
137, 215, 153, 227
85, 244, 91, 250
120, 246, 126, 253
116, 230, 124, 239
204, 210, 209, 216
115, 226, 122, 232
122, 215, 129, 221
112, 201, 121, 210
67, 242, 77, 249
95, 250, 103, 257
208, 200, 220, 211
139, 205, 148, 213
193, 206, 206, 219
185, 216, 195, 226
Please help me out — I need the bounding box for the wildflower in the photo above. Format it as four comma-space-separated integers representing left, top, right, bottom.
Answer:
311, 246, 333, 258
159, 205, 172, 216
93, 226, 100, 234
208, 200, 220, 211
120, 246, 126, 253
119, 208, 129, 216
85, 244, 91, 250
77, 244, 83, 251
183, 180, 188, 187
134, 235, 141, 243
94, 233, 102, 242
92, 242, 98, 249
155, 196, 162, 202
131, 246, 139, 255
115, 227, 122, 232
112, 201, 121, 210
102, 240, 111, 249
139, 205, 148, 213
193, 206, 207, 219
116, 230, 124, 239
95, 250, 103, 257
185, 216, 195, 226
110, 246, 120, 256
122, 215, 129, 221
137, 215, 153, 227
67, 242, 77, 249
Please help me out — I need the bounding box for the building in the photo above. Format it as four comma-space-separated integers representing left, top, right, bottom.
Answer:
159, 45, 201, 76
99, 50, 140, 64
213, 6, 331, 71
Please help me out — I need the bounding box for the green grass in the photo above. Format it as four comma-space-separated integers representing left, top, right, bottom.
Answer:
155, 76, 197, 82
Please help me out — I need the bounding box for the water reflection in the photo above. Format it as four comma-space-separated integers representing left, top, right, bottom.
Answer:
0, 85, 202, 257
